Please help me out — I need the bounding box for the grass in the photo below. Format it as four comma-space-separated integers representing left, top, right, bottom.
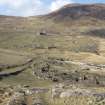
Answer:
0, 50, 29, 66
0, 68, 52, 87
1, 15, 105, 105
46, 96, 95, 105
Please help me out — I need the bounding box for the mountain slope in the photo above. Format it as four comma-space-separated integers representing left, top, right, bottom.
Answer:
1, 4, 105, 105
45, 4, 105, 22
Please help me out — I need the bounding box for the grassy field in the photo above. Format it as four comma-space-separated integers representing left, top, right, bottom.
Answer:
0, 15, 105, 105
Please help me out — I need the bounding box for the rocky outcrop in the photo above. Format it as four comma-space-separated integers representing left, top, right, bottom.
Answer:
24, 87, 49, 95
51, 84, 105, 101
7, 92, 27, 105
32, 98, 44, 105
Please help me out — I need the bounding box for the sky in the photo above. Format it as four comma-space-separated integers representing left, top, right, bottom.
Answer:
0, 0, 105, 17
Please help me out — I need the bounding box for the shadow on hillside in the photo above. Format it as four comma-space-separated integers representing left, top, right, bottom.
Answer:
85, 29, 105, 38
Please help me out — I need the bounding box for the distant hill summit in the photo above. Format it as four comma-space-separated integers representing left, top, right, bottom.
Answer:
45, 4, 105, 21
0, 4, 105, 31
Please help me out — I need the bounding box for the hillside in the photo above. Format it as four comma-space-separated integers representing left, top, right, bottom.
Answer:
1, 4, 105, 105
46, 4, 105, 21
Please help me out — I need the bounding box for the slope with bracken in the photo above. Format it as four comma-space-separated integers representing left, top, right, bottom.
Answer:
45, 4, 105, 21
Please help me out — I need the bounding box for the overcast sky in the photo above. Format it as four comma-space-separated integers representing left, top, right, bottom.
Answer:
0, 0, 105, 16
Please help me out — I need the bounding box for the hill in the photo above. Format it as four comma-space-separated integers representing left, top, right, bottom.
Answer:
45, 4, 105, 21
1, 4, 105, 105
